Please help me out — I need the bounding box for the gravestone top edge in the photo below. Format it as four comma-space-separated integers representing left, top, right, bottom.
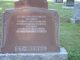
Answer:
15, 0, 48, 8
4, 7, 58, 16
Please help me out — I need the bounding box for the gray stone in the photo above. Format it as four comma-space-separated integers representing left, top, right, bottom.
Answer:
63, 0, 74, 9
0, 48, 68, 60
63, 4, 74, 9
71, 3, 80, 23
54, 0, 63, 3
66, 0, 74, 7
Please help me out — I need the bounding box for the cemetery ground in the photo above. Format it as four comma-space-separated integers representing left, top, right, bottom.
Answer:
0, 1, 80, 60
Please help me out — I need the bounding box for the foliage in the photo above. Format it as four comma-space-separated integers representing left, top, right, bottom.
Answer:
48, 2, 80, 60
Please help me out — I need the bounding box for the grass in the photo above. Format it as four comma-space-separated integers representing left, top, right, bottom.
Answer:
0, 1, 14, 39
0, 1, 80, 60
48, 2, 80, 60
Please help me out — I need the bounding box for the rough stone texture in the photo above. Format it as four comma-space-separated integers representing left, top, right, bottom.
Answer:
0, 48, 68, 60
71, 3, 80, 23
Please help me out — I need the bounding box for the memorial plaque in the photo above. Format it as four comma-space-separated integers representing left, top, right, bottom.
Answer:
2, 7, 60, 53
15, 0, 48, 8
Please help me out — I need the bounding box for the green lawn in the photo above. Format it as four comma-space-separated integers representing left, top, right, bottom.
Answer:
0, 1, 80, 60
48, 2, 80, 60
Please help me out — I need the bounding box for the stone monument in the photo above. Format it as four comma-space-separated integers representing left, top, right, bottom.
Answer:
66, 0, 74, 7
2, 7, 60, 53
0, 0, 68, 60
71, 3, 80, 23
55, 0, 63, 3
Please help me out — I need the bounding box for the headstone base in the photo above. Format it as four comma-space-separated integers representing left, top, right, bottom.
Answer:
71, 18, 80, 23
63, 3, 74, 9
63, 6, 74, 9
0, 48, 68, 60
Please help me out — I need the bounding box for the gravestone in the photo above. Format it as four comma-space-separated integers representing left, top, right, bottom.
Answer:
15, 0, 48, 8
66, 0, 74, 7
71, 3, 80, 23
1, 0, 60, 53
0, 0, 68, 60
2, 7, 60, 53
55, 0, 63, 3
